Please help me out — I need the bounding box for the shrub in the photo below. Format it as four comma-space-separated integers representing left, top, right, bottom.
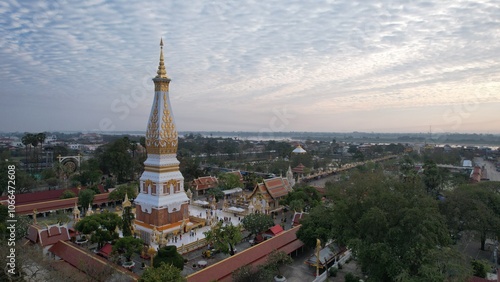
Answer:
471, 259, 491, 278
153, 246, 184, 270
329, 267, 338, 277
345, 273, 361, 282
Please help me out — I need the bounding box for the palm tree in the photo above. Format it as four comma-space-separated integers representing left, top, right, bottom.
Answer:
36, 132, 46, 171
22, 133, 37, 172
30, 136, 39, 173
21, 133, 31, 170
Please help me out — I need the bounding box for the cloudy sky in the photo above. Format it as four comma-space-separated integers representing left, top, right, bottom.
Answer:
1, 0, 499, 134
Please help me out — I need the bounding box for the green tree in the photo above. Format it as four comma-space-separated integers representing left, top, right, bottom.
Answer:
40, 168, 57, 180
265, 140, 292, 158
78, 189, 95, 214
324, 171, 469, 281
218, 173, 241, 190
74, 211, 121, 248
423, 160, 442, 195
471, 260, 490, 278
232, 264, 272, 282
153, 245, 184, 270
15, 170, 36, 193
96, 137, 133, 183
241, 213, 274, 237
440, 182, 500, 250
353, 150, 364, 161
75, 158, 102, 186
204, 221, 242, 255
178, 156, 203, 181
296, 205, 335, 248
21, 133, 33, 171
0, 159, 11, 196
36, 132, 46, 171
399, 155, 418, 183
345, 273, 362, 282
60, 189, 76, 199
140, 262, 186, 282
280, 185, 321, 212
109, 183, 138, 202
206, 187, 224, 201
262, 250, 293, 279
122, 205, 134, 237
112, 236, 143, 262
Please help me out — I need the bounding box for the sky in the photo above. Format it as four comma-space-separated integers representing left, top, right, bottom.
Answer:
1, 0, 499, 135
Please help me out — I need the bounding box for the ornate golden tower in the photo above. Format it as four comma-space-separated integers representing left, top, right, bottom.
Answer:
134, 39, 189, 243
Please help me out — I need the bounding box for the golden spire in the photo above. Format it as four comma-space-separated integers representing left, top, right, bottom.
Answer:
156, 38, 168, 78
123, 192, 131, 208
146, 38, 178, 155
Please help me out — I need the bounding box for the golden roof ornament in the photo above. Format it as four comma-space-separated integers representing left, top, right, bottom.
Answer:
156, 38, 168, 78
73, 202, 80, 215
123, 192, 131, 208
87, 204, 94, 215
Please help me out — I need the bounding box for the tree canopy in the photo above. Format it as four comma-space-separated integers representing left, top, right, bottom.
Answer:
262, 250, 293, 278
109, 183, 138, 201
112, 236, 143, 261
74, 211, 121, 248
440, 182, 500, 250
204, 221, 242, 255
153, 245, 184, 270
296, 205, 336, 248
95, 137, 134, 183
280, 185, 321, 212
315, 172, 470, 281
60, 189, 76, 199
241, 213, 274, 237
77, 188, 95, 213
218, 173, 241, 190
140, 262, 186, 282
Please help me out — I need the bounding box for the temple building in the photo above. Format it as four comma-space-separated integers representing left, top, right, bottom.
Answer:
247, 177, 292, 214
134, 39, 190, 243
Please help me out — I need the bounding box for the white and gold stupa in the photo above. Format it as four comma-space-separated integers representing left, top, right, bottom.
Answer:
134, 39, 190, 243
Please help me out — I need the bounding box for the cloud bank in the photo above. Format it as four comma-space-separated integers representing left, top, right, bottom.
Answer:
0, 0, 499, 133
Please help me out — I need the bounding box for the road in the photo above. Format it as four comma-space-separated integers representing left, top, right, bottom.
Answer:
474, 157, 500, 181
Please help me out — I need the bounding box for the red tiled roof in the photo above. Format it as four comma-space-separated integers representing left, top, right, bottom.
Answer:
292, 163, 305, 173
265, 178, 291, 199
98, 243, 113, 258
27, 224, 71, 247
249, 177, 291, 202
27, 225, 39, 243
253, 183, 273, 202
48, 240, 139, 281
193, 176, 218, 191
0, 186, 103, 205
186, 226, 304, 282
267, 224, 284, 236
8, 192, 112, 215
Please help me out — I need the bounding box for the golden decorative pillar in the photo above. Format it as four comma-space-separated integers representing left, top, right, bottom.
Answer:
316, 239, 321, 277
148, 246, 157, 267
86, 204, 94, 216
72, 202, 80, 222
33, 209, 37, 224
